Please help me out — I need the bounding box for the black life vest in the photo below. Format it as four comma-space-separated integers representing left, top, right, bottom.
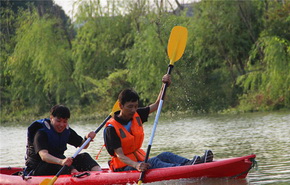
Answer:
25, 118, 70, 168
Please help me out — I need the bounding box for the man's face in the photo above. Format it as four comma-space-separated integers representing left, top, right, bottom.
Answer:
120, 101, 138, 120
50, 116, 68, 133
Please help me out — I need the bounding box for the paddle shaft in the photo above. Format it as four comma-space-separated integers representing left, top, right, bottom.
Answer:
54, 115, 112, 178
138, 65, 173, 183
147, 65, 173, 148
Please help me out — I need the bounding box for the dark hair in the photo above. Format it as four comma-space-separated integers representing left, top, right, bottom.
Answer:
50, 105, 70, 119
118, 88, 139, 105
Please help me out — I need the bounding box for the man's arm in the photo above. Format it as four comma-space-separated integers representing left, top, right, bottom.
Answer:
38, 150, 73, 166
114, 147, 150, 172
149, 74, 171, 113
79, 131, 96, 149
68, 128, 95, 149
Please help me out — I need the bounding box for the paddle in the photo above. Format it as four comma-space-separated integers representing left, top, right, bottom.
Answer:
39, 101, 120, 185
137, 26, 188, 185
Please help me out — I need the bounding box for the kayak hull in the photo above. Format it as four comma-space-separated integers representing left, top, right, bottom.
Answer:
0, 154, 256, 185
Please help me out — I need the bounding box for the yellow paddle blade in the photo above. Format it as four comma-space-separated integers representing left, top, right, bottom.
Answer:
39, 178, 50, 185
167, 26, 188, 65
109, 100, 120, 116
137, 180, 143, 185
39, 176, 57, 185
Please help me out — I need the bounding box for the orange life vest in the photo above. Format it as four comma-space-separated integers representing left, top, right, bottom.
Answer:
105, 112, 146, 171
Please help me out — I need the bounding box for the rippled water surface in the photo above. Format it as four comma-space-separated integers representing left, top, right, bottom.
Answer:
1, 112, 289, 184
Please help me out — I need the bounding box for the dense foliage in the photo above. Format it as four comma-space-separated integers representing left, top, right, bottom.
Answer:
1, 0, 289, 122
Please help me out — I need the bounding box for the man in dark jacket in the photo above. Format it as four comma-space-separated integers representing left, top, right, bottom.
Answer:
25, 105, 100, 176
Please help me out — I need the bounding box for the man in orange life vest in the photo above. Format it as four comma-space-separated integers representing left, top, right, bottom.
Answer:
103, 74, 213, 172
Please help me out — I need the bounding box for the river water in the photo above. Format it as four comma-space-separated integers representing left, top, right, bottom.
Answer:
0, 111, 289, 184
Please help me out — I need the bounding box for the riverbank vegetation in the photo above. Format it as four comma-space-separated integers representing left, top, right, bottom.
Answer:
1, 0, 289, 123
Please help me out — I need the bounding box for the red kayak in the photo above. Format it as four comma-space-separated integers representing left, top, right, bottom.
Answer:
0, 154, 256, 185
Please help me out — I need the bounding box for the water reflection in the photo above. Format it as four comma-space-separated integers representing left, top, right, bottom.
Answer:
0, 112, 289, 184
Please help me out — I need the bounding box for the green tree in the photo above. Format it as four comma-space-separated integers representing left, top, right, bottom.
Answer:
8, 9, 76, 113
173, 0, 262, 112
81, 69, 131, 111
237, 1, 290, 111
124, 0, 190, 106
2, 0, 289, 122
72, 0, 133, 108
0, 3, 16, 109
